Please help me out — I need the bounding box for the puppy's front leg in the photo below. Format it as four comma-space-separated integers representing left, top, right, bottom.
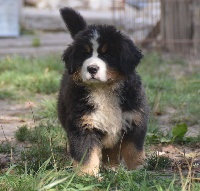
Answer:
73, 146, 101, 176
68, 129, 102, 176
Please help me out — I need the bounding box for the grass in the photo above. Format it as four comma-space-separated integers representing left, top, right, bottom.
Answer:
139, 52, 200, 125
138, 52, 200, 146
32, 37, 41, 47
0, 89, 15, 100
37, 99, 58, 120
0, 55, 64, 97
17, 123, 67, 172
0, 52, 200, 190
0, 142, 13, 154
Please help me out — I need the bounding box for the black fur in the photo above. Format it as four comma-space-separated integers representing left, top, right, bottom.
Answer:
58, 7, 148, 174
60, 7, 87, 38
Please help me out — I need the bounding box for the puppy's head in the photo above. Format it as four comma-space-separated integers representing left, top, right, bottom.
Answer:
60, 8, 143, 84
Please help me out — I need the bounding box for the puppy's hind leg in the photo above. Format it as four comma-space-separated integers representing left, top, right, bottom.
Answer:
120, 130, 146, 170
121, 140, 145, 170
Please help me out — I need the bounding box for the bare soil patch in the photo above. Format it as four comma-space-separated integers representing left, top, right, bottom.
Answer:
0, 100, 35, 142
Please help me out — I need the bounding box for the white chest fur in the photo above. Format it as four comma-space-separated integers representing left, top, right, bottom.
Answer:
88, 87, 122, 148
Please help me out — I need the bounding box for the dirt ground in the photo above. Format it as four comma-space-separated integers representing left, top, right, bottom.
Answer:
0, 100, 35, 142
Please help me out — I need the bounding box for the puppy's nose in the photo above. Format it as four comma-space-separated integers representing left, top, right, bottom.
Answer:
87, 65, 99, 75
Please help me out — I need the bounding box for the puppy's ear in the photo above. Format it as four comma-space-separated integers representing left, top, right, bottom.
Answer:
60, 7, 87, 38
120, 38, 143, 75
62, 46, 75, 74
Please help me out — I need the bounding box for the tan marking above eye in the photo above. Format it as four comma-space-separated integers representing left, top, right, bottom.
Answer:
84, 45, 91, 53
101, 44, 108, 53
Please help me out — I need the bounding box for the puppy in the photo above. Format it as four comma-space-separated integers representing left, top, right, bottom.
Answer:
57, 8, 148, 176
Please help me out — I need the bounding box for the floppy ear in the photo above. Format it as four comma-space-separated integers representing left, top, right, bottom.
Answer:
62, 46, 75, 74
120, 38, 143, 75
60, 7, 87, 38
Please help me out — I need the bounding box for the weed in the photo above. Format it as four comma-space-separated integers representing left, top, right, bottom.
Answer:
37, 99, 57, 120
146, 123, 200, 145
32, 37, 41, 47
15, 122, 67, 172
20, 26, 35, 35
146, 152, 172, 171
0, 142, 12, 153
0, 90, 15, 100
174, 148, 200, 191
15, 125, 30, 142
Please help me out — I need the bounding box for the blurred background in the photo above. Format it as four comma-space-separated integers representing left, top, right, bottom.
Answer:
0, 0, 200, 58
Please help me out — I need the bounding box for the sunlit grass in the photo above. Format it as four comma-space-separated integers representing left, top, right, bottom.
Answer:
139, 52, 200, 125
0, 55, 64, 96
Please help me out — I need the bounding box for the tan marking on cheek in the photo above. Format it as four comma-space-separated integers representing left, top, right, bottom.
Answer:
133, 111, 143, 126
107, 70, 124, 82
73, 147, 101, 176
121, 141, 145, 170
72, 69, 82, 82
101, 44, 108, 53
84, 45, 91, 53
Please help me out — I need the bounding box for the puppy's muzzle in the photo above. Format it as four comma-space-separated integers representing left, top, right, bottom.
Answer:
87, 65, 99, 75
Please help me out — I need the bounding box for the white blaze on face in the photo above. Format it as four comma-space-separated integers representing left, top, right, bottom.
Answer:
81, 30, 108, 82
91, 30, 99, 57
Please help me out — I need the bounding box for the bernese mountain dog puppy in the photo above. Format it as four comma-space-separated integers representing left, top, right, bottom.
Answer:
57, 7, 148, 176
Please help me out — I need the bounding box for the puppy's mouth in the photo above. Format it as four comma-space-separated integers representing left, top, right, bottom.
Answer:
88, 76, 101, 82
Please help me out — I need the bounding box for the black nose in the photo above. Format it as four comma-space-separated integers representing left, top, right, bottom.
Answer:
87, 65, 99, 75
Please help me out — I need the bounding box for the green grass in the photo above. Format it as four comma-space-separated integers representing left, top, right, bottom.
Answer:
0, 142, 13, 153
0, 158, 183, 191
36, 99, 58, 120
32, 37, 41, 47
17, 123, 67, 172
138, 52, 200, 144
0, 55, 64, 96
1, 122, 198, 191
139, 52, 200, 126
0, 53, 200, 190
0, 89, 15, 100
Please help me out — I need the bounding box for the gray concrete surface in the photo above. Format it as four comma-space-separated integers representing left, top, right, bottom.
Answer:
0, 32, 71, 57
21, 7, 114, 31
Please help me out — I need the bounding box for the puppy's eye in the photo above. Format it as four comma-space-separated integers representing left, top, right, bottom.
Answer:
84, 45, 91, 53
101, 44, 108, 54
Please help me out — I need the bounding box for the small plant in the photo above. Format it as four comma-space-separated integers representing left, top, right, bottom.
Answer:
0, 142, 12, 153
146, 123, 189, 145
0, 90, 15, 100
32, 37, 41, 47
15, 125, 30, 142
171, 123, 188, 143
37, 99, 57, 120
174, 148, 200, 191
17, 123, 67, 172
146, 152, 172, 171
